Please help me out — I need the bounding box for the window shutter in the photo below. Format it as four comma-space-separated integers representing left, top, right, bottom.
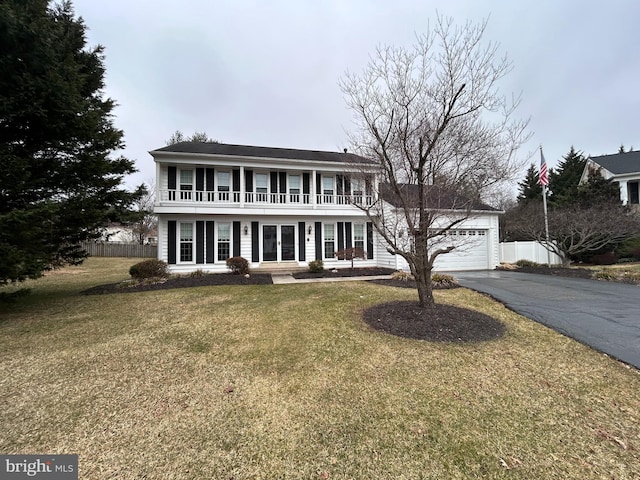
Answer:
366, 222, 374, 259
206, 168, 215, 191
196, 221, 205, 263
206, 221, 215, 263
251, 222, 259, 262
298, 222, 306, 261
344, 176, 351, 194
303, 173, 310, 203
196, 168, 205, 191
345, 222, 352, 249
336, 175, 344, 196
270, 172, 278, 194
245, 170, 253, 192
233, 221, 241, 257
337, 222, 344, 252
167, 220, 176, 264
168, 167, 177, 190
314, 222, 322, 260
233, 169, 240, 192
279, 172, 287, 193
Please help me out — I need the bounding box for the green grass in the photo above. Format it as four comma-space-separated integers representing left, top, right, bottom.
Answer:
1, 258, 640, 479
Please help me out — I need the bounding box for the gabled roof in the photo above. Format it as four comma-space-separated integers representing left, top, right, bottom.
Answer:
151, 142, 375, 165
589, 151, 640, 175
379, 183, 500, 212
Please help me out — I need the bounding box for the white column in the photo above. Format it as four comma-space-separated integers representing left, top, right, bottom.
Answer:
619, 180, 628, 205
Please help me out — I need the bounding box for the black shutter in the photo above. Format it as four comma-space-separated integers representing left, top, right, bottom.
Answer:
206, 221, 215, 263
279, 172, 287, 193
303, 173, 310, 203
365, 176, 372, 196
270, 172, 278, 194
168, 166, 177, 190
251, 222, 259, 262
316, 173, 321, 195
298, 222, 306, 262
337, 222, 344, 252
337, 175, 344, 196
366, 222, 374, 259
168, 220, 176, 264
233, 169, 240, 192
345, 222, 352, 249
206, 168, 215, 191
196, 168, 205, 191
344, 176, 351, 194
196, 221, 204, 263
315, 222, 322, 260
233, 221, 241, 257
245, 170, 253, 192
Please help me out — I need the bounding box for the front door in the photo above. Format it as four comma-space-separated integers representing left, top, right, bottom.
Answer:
262, 225, 296, 262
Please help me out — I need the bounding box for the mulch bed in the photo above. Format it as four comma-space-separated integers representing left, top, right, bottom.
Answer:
81, 273, 273, 295
292, 267, 395, 279
362, 300, 506, 343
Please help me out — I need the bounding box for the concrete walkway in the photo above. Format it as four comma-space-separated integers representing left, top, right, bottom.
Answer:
454, 270, 640, 369
271, 274, 392, 284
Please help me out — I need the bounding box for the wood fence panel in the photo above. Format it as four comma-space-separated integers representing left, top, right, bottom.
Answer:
81, 242, 157, 258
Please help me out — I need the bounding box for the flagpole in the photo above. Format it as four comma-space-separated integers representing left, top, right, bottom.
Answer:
540, 147, 551, 268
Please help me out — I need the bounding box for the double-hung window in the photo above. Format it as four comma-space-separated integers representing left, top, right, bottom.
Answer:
255, 173, 268, 202
179, 222, 194, 262
354, 224, 365, 253
217, 171, 230, 201
217, 223, 231, 261
289, 174, 301, 202
323, 176, 334, 203
324, 224, 335, 259
179, 170, 193, 200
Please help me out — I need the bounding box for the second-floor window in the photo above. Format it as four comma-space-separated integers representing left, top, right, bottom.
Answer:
179, 170, 193, 200
323, 176, 334, 195
289, 175, 300, 194
255, 173, 268, 201
351, 178, 365, 196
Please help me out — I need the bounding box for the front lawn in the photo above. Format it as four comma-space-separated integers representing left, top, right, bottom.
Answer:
1, 258, 639, 479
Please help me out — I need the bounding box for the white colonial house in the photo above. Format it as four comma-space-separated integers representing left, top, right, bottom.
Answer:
151, 142, 501, 273
580, 150, 640, 206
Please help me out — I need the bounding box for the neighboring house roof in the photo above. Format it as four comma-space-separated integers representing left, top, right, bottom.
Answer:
379, 183, 500, 212
152, 142, 375, 165
588, 151, 640, 175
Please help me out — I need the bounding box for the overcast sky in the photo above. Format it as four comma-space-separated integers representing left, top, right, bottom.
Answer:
71, 0, 640, 193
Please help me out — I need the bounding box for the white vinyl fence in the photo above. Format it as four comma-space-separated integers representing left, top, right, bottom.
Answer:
499, 241, 562, 265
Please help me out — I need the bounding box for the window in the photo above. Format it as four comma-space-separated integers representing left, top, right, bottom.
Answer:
179, 170, 193, 200
354, 224, 365, 252
217, 171, 230, 192
323, 176, 334, 194
217, 223, 230, 261
351, 178, 365, 195
289, 175, 300, 194
324, 224, 335, 259
179, 222, 193, 262
180, 170, 193, 190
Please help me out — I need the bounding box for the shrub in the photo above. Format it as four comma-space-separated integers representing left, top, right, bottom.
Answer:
308, 260, 324, 273
189, 269, 207, 278
226, 256, 249, 275
391, 271, 414, 282
129, 259, 169, 280
593, 269, 617, 281
589, 251, 618, 265
515, 259, 542, 268
621, 271, 640, 284
432, 273, 459, 288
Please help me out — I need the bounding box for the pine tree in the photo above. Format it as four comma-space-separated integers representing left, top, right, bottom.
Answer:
0, 0, 140, 283
516, 164, 542, 204
548, 146, 587, 206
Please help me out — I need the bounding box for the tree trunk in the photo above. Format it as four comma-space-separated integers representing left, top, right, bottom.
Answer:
410, 260, 435, 308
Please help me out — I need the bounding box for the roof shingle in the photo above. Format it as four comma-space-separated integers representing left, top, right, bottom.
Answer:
590, 151, 640, 175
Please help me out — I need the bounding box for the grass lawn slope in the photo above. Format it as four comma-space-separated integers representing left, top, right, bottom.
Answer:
1, 258, 639, 479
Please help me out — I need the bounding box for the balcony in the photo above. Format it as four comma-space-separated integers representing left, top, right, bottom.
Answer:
158, 189, 373, 207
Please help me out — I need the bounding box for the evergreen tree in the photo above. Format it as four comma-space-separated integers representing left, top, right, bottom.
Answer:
166, 130, 219, 145
574, 166, 621, 207
0, 0, 140, 283
548, 146, 587, 206
516, 164, 542, 204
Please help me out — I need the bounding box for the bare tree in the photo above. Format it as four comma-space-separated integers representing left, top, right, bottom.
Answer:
166, 130, 219, 145
506, 201, 640, 266
340, 15, 530, 307
124, 182, 157, 245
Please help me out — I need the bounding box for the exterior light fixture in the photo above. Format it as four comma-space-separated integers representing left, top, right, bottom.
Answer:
308, 226, 312, 235
243, 225, 248, 235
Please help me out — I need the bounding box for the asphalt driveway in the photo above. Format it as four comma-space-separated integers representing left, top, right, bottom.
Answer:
454, 270, 640, 369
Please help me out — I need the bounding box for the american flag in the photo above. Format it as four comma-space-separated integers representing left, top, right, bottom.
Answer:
539, 148, 549, 186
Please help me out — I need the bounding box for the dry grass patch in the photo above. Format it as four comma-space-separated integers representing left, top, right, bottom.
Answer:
1, 258, 640, 478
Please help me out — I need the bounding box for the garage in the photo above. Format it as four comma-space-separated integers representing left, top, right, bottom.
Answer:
433, 229, 490, 271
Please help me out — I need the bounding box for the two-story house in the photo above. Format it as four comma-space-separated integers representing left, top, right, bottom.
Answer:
151, 142, 502, 273
580, 151, 640, 207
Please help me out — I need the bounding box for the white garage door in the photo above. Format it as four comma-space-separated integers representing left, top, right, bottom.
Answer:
433, 229, 489, 271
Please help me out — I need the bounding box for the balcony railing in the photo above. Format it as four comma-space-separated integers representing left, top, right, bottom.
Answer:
159, 189, 373, 206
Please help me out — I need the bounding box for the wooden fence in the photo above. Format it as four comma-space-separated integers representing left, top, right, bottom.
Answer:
81, 242, 157, 258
